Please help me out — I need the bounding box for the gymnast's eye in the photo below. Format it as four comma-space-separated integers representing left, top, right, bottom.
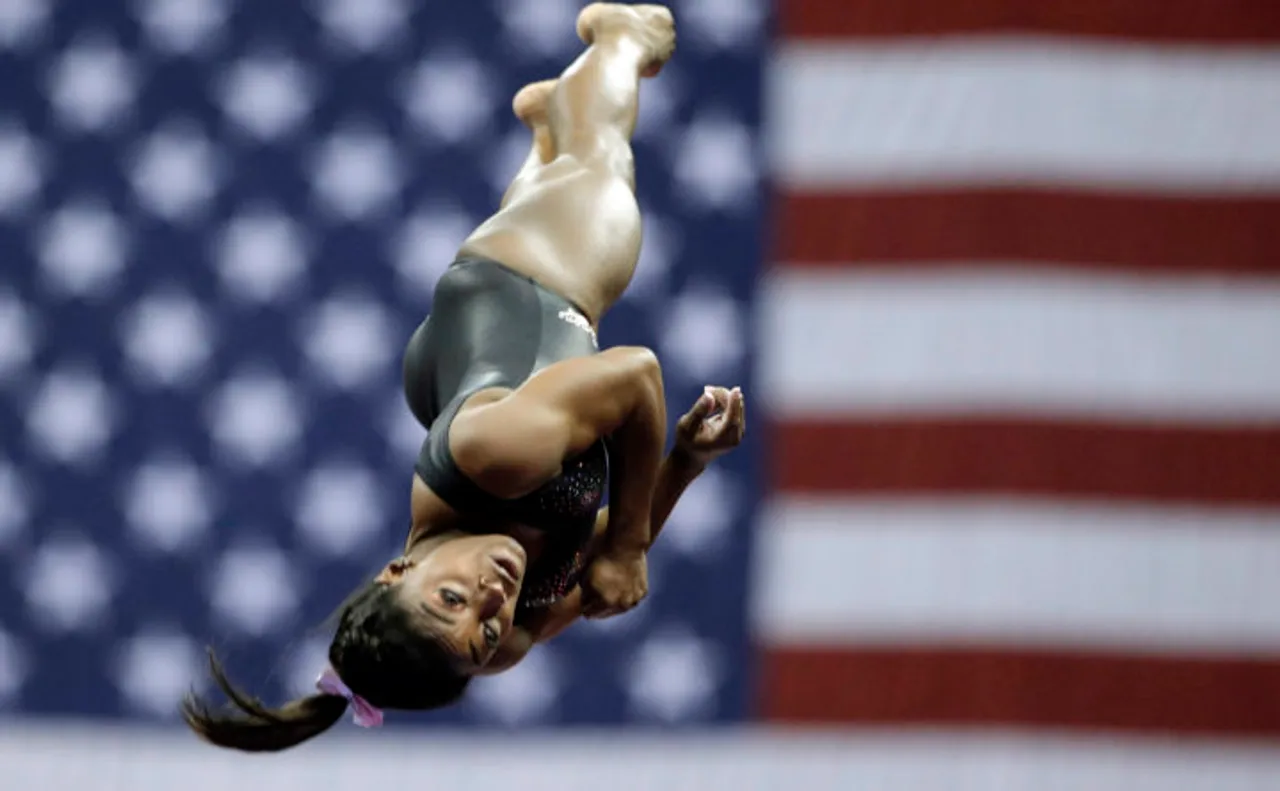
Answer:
483, 623, 500, 648
440, 589, 466, 607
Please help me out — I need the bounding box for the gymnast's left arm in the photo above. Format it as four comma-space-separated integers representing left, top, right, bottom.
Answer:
479, 450, 707, 675
538, 386, 748, 638
478, 386, 747, 672
585, 383, 746, 553
649, 384, 747, 541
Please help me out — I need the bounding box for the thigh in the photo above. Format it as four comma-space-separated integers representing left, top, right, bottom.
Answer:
459, 159, 643, 323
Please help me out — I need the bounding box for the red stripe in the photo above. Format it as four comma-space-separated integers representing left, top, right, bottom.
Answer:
761, 646, 1280, 736
776, 190, 1280, 276
781, 0, 1280, 43
773, 418, 1280, 506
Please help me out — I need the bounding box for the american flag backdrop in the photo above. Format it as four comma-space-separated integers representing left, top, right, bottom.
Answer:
4, 0, 1280, 789
0, 0, 762, 728
754, 0, 1280, 780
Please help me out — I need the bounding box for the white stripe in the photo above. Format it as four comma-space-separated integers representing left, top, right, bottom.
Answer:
760, 268, 1280, 421
769, 39, 1280, 191
755, 498, 1280, 651
6, 725, 1280, 791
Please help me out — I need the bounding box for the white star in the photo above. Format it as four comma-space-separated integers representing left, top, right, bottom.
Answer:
114, 628, 204, 717
0, 459, 29, 548
313, 0, 408, 55
634, 69, 683, 142
120, 292, 216, 387
400, 54, 497, 144
25, 534, 116, 633
208, 543, 301, 636
468, 645, 561, 725
0, 125, 43, 215
0, 289, 39, 383
300, 294, 397, 390
392, 205, 476, 297
663, 465, 737, 557
206, 370, 304, 468
124, 456, 215, 554
37, 200, 129, 299
130, 122, 221, 222
295, 461, 385, 556
625, 210, 681, 303
677, 0, 767, 51
0, 0, 48, 50
215, 208, 310, 304
673, 115, 758, 212
625, 629, 720, 722
657, 287, 746, 383
218, 54, 315, 141
381, 394, 425, 464
135, 0, 229, 55
497, 0, 581, 60
25, 368, 115, 466
284, 636, 332, 696
45, 39, 138, 132
310, 125, 401, 221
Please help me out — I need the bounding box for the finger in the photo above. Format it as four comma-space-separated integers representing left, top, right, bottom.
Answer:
682, 389, 716, 424
726, 388, 745, 431
701, 394, 743, 447
677, 388, 725, 437
708, 386, 732, 412
675, 415, 703, 442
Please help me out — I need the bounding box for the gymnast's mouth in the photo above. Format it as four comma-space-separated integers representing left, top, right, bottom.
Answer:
490, 555, 521, 587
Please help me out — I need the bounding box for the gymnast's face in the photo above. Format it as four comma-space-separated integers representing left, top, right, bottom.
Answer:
379, 535, 527, 672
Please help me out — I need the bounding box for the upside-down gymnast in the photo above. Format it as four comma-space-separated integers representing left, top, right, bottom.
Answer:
182, 3, 747, 752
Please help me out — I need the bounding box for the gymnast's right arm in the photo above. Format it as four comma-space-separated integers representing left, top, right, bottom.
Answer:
448, 345, 666, 554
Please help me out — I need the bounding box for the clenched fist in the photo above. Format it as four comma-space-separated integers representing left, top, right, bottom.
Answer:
674, 385, 746, 465
580, 547, 648, 619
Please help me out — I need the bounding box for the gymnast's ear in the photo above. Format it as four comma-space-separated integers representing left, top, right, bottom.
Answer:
376, 555, 414, 582
180, 649, 348, 753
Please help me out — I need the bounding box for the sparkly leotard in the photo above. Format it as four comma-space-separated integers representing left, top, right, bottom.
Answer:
402, 257, 608, 613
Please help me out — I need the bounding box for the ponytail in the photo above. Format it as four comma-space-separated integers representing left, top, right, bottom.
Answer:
180, 650, 348, 753
182, 575, 471, 753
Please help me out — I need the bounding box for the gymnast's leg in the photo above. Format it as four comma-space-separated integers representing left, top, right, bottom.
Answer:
460, 3, 676, 321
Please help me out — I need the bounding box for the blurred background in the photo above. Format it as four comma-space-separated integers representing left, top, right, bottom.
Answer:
2, 0, 1279, 788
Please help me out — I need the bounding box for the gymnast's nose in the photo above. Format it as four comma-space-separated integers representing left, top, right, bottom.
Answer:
478, 579, 505, 618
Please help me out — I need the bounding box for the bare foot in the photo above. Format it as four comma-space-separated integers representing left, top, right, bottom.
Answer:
576, 3, 676, 78
513, 79, 557, 130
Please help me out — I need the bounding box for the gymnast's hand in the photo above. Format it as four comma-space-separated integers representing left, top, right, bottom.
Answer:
674, 385, 746, 465
580, 545, 648, 619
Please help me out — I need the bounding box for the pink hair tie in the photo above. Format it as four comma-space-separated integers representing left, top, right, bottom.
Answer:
315, 666, 384, 728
